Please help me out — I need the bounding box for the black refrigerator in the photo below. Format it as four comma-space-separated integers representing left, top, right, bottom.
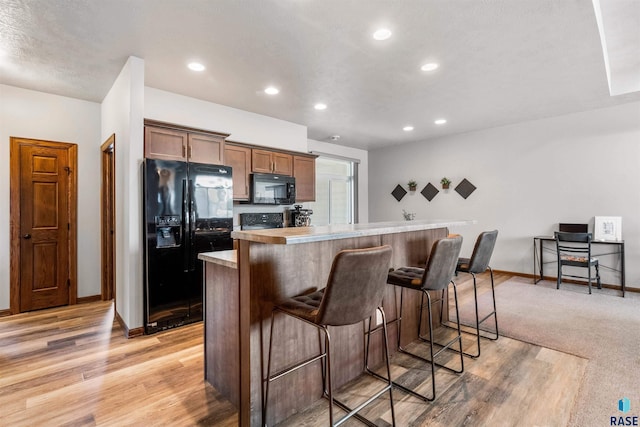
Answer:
143, 158, 233, 334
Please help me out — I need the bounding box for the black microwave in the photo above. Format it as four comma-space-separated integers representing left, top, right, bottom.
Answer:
249, 173, 296, 205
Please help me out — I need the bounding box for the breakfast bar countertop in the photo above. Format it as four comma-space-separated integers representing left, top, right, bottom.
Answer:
198, 249, 237, 268
230, 219, 475, 245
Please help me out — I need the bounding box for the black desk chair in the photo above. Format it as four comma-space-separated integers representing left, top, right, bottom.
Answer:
555, 231, 601, 294
263, 245, 395, 427
453, 230, 499, 358
384, 235, 464, 402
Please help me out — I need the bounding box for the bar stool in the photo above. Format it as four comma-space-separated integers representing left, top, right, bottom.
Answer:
452, 230, 499, 358
384, 235, 464, 402
263, 245, 395, 427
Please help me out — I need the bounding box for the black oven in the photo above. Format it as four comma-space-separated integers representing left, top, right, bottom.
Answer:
239, 213, 284, 230
249, 173, 296, 205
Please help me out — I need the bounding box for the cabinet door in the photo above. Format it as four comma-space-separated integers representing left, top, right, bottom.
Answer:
225, 144, 252, 200
251, 149, 274, 173
293, 155, 316, 202
272, 152, 293, 175
188, 133, 225, 165
144, 126, 188, 161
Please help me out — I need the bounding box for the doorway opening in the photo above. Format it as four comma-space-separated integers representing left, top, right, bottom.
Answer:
101, 135, 116, 302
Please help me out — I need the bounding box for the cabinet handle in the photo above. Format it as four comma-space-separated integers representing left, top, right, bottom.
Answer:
188, 145, 192, 159
182, 144, 186, 158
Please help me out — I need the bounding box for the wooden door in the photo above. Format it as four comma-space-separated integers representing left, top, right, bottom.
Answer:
101, 135, 115, 301
10, 137, 77, 313
224, 144, 251, 200
293, 155, 316, 202
188, 133, 225, 165
144, 126, 188, 161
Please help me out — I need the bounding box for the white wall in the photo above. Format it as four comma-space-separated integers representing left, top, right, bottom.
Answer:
307, 139, 369, 224
145, 87, 308, 152
0, 84, 102, 310
101, 57, 145, 329
369, 102, 640, 289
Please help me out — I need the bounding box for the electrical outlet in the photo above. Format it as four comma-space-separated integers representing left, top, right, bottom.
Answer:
375, 310, 382, 326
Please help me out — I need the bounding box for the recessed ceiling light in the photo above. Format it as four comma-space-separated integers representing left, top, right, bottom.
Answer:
187, 62, 205, 72
373, 28, 392, 41
403, 126, 414, 131
264, 86, 280, 95
434, 119, 447, 125
330, 135, 341, 141
421, 63, 439, 72
314, 103, 327, 110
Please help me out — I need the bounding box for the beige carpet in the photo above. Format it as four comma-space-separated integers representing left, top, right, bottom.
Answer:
458, 277, 640, 427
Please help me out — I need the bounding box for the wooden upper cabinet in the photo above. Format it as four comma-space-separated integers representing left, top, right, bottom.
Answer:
144, 123, 228, 165
273, 152, 293, 175
224, 144, 252, 200
293, 155, 316, 202
251, 149, 292, 175
144, 126, 188, 161
188, 133, 225, 165
251, 149, 273, 173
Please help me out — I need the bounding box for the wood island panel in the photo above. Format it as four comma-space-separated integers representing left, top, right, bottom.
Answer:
203, 260, 240, 407
203, 220, 474, 426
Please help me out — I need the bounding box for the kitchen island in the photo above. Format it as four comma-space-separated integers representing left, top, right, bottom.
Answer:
200, 219, 474, 426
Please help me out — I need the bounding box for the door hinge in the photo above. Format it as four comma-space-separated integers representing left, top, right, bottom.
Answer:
67, 279, 71, 287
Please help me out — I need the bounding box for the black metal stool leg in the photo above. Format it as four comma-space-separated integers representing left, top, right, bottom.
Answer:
363, 308, 396, 426
443, 268, 499, 358
324, 328, 334, 427
486, 267, 499, 340
263, 310, 277, 426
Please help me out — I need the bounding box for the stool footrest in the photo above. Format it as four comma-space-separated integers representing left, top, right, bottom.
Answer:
400, 343, 464, 375
328, 382, 393, 427
367, 368, 435, 402
266, 353, 325, 383
442, 320, 498, 341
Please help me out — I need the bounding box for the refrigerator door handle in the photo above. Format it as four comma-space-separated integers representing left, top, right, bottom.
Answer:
188, 179, 197, 272
182, 178, 190, 272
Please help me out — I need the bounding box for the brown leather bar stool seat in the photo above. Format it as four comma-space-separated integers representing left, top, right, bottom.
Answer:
450, 230, 499, 358
384, 235, 464, 402
263, 245, 396, 427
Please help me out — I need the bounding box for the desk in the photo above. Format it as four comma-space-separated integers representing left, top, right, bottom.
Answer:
533, 236, 625, 297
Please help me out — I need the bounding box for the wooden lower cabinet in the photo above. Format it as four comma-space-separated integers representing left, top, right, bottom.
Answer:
224, 144, 251, 200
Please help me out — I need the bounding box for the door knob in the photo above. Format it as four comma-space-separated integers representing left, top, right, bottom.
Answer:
23, 234, 31, 239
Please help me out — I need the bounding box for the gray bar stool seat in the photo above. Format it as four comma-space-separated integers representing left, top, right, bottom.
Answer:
263, 245, 395, 427
383, 235, 464, 402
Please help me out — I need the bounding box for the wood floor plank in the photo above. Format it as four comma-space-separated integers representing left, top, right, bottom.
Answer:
0, 272, 585, 427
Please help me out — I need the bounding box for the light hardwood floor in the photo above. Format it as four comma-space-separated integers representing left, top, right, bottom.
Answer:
0, 272, 586, 426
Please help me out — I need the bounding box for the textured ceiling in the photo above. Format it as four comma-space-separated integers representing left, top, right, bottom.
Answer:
1, 0, 639, 150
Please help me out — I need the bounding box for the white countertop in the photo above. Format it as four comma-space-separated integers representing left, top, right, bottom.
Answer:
198, 250, 237, 268
230, 219, 475, 245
